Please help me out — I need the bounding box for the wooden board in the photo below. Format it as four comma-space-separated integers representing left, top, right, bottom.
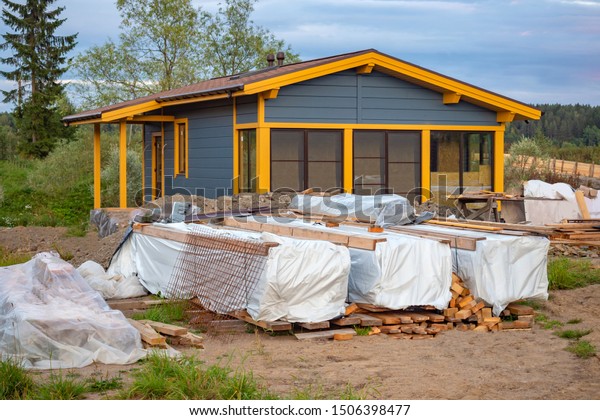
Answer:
389, 226, 483, 251
297, 321, 330, 330
139, 320, 188, 337
295, 328, 357, 340
425, 219, 502, 231
507, 303, 534, 315
330, 316, 362, 326
230, 310, 292, 331
352, 313, 383, 326
575, 190, 591, 219
127, 319, 166, 346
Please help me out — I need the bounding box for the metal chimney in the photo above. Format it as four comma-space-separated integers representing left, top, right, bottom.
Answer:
266, 53, 275, 67
276, 51, 285, 66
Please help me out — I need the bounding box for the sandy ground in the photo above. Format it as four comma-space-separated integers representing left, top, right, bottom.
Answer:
1, 226, 599, 400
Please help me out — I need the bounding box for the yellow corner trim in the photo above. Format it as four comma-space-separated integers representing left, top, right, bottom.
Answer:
262, 88, 280, 100
356, 63, 375, 74
174, 118, 189, 178
443, 92, 461, 104
129, 115, 175, 123
497, 111, 516, 123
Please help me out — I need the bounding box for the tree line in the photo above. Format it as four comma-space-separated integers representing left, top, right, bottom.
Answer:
0, 0, 298, 158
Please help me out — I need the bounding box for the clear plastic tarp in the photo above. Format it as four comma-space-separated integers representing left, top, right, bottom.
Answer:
0, 253, 146, 369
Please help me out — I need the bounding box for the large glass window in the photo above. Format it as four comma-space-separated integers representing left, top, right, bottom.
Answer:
353, 130, 421, 201
270, 129, 342, 191
430, 131, 493, 204
239, 129, 256, 192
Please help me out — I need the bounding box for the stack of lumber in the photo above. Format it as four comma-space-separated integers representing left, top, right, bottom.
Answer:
127, 318, 204, 349
546, 220, 600, 245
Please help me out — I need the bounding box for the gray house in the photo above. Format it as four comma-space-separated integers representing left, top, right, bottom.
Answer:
63, 49, 542, 208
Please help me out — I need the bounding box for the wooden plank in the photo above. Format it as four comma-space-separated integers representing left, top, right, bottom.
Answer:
330, 316, 361, 326
451, 282, 464, 295
575, 190, 591, 219
367, 312, 413, 324
412, 311, 445, 323
230, 310, 292, 331
297, 321, 330, 330
471, 301, 486, 314
355, 303, 391, 312
444, 308, 458, 318
454, 309, 472, 320
437, 218, 555, 235
295, 328, 357, 341
458, 295, 474, 308
134, 223, 278, 256
507, 303, 534, 315
352, 313, 383, 326
167, 332, 204, 348
379, 325, 402, 334
333, 333, 354, 341
481, 307, 493, 319
345, 303, 359, 316
389, 226, 482, 251
426, 219, 502, 231
128, 318, 166, 346
139, 320, 188, 337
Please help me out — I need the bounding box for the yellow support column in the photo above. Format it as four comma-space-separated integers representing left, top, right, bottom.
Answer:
421, 129, 431, 201
343, 128, 353, 193
119, 120, 127, 208
494, 128, 505, 193
256, 94, 270, 193
232, 97, 239, 194
93, 124, 101, 209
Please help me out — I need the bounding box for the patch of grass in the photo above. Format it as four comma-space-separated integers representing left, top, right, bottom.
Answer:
0, 358, 36, 399
565, 340, 597, 359
131, 301, 189, 324
291, 382, 377, 400
86, 375, 123, 393
353, 326, 371, 336
534, 314, 564, 329
555, 329, 592, 340
567, 318, 583, 325
121, 353, 274, 400
51, 243, 74, 261
0, 247, 31, 267
548, 257, 600, 290
35, 371, 88, 400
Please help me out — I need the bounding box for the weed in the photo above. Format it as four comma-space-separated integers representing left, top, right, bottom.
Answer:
0, 247, 31, 267
535, 314, 563, 329
353, 326, 371, 336
51, 243, 74, 261
0, 358, 36, 399
547, 257, 600, 290
565, 340, 597, 359
86, 375, 123, 393
131, 301, 189, 324
36, 371, 88, 400
555, 329, 592, 340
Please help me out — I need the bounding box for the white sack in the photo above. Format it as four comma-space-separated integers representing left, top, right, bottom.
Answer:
77, 260, 147, 299
348, 235, 453, 310
247, 233, 350, 322
0, 253, 146, 369
524, 180, 575, 200
411, 225, 549, 315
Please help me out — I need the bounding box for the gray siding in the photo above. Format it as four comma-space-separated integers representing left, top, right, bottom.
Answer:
236, 95, 257, 124
165, 99, 234, 199
265, 70, 498, 126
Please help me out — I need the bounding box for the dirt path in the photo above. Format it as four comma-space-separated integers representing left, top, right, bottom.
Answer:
2, 226, 599, 399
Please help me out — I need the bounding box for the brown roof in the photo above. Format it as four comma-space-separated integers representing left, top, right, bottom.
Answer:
63, 49, 376, 123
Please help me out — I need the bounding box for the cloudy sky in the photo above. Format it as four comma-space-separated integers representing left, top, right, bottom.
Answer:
1, 0, 599, 112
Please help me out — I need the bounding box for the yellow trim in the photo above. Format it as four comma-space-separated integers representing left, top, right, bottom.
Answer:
119, 120, 127, 208
233, 97, 239, 194
161, 92, 233, 108
494, 129, 505, 193
262, 88, 279, 100
151, 132, 160, 200
343, 128, 353, 192
256, 94, 270, 192
93, 124, 101, 208
173, 118, 189, 178
103, 101, 161, 123
243, 51, 541, 120
68, 118, 103, 126
356, 63, 375, 74
496, 111, 515, 123
129, 115, 175, 123
161, 123, 165, 196
141, 124, 145, 203
421, 129, 431, 201
443, 92, 461, 104
241, 121, 505, 132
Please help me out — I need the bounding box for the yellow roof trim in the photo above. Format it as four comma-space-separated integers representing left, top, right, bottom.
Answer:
443, 92, 462, 104
243, 51, 541, 121
102, 100, 162, 122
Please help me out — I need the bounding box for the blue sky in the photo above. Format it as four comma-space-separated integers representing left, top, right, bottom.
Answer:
1, 0, 599, 112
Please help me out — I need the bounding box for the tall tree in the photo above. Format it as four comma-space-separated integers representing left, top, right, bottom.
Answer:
73, 0, 207, 109
203, 0, 299, 77
0, 0, 77, 157
73, 0, 300, 108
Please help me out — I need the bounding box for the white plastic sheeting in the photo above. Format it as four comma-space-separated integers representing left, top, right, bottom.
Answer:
523, 180, 600, 221
410, 225, 549, 315
77, 260, 148, 299
0, 253, 146, 369
290, 193, 425, 226
245, 217, 453, 310
108, 223, 350, 323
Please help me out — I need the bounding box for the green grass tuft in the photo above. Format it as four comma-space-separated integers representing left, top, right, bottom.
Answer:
131, 301, 188, 324
555, 329, 592, 340
35, 371, 88, 400
565, 340, 597, 359
353, 326, 371, 336
0, 358, 36, 399
0, 247, 31, 267
547, 257, 600, 290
